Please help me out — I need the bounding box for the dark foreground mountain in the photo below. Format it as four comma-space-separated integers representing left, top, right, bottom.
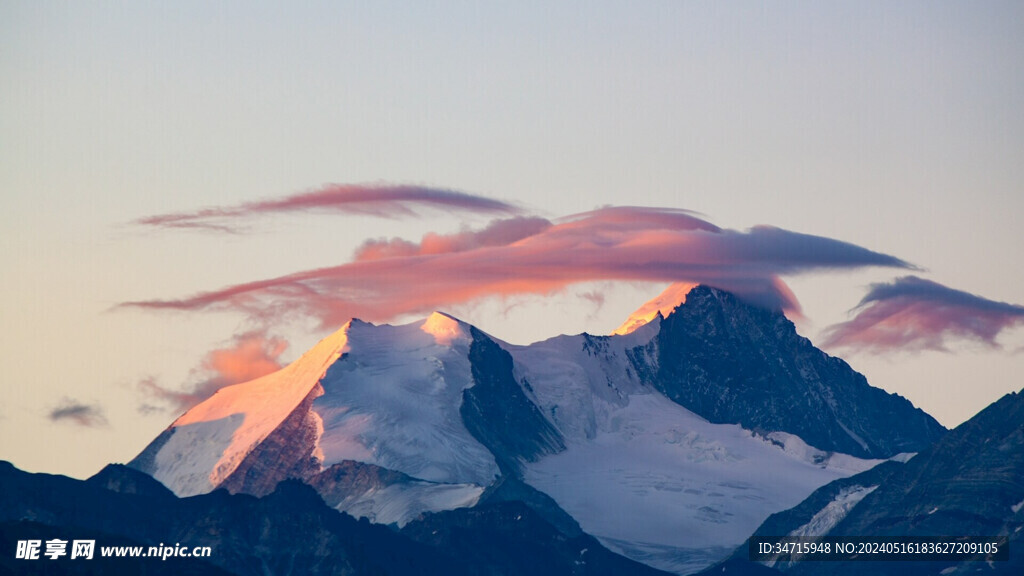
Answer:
0, 519, 235, 576
697, 388, 1024, 576
0, 460, 668, 576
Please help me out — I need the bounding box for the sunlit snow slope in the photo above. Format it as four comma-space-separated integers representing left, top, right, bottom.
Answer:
139, 324, 351, 497
132, 313, 499, 525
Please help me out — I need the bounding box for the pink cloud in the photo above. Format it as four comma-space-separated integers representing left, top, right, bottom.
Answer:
122, 206, 913, 330
139, 330, 289, 413
135, 183, 522, 233
822, 276, 1024, 353
354, 216, 551, 261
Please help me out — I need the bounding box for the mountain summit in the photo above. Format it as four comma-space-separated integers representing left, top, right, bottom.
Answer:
129, 285, 944, 574
653, 285, 946, 458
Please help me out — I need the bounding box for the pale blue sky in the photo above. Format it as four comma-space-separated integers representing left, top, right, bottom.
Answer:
2, 1, 1022, 477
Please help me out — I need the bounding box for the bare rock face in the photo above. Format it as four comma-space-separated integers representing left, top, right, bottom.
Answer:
218, 384, 325, 497
307, 460, 412, 504
652, 285, 946, 458
461, 327, 565, 477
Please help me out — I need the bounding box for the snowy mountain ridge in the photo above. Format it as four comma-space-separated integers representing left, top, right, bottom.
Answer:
130, 284, 944, 574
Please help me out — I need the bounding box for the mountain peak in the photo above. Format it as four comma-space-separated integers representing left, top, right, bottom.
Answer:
612, 282, 776, 337
421, 311, 470, 345
653, 286, 946, 458
683, 283, 786, 314
613, 282, 696, 335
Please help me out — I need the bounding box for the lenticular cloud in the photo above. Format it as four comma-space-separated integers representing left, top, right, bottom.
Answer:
123, 206, 914, 330
134, 183, 523, 233
822, 276, 1024, 354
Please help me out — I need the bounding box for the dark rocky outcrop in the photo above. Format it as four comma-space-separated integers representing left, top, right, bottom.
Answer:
461, 327, 565, 476
307, 460, 415, 508
218, 384, 325, 497
653, 286, 946, 459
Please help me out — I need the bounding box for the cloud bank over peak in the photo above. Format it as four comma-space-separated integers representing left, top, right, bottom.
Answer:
122, 205, 914, 330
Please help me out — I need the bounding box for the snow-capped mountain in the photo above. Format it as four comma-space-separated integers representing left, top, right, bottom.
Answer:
129, 285, 944, 574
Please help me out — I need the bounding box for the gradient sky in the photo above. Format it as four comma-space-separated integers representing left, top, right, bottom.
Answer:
2, 1, 1023, 479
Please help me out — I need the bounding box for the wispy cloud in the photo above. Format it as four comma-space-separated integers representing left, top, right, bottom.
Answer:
122, 206, 914, 329
822, 276, 1024, 353
139, 330, 288, 413
134, 183, 523, 233
49, 400, 108, 427
578, 290, 606, 310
